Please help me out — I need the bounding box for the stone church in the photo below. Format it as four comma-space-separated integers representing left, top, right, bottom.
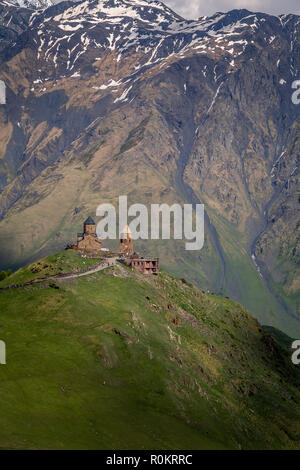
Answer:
119, 224, 133, 256
68, 216, 103, 254
68, 217, 159, 274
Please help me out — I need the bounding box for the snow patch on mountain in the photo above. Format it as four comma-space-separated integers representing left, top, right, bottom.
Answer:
8, 0, 54, 9
2, 0, 300, 103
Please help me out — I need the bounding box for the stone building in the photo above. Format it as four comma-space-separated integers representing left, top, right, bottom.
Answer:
69, 216, 102, 254
124, 257, 159, 275
119, 224, 133, 256
68, 218, 159, 274
119, 225, 159, 274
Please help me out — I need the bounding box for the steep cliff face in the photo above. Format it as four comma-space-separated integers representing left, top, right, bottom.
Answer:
0, 1, 33, 51
0, 0, 299, 335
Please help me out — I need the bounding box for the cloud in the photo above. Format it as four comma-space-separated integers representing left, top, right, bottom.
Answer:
164, 0, 300, 19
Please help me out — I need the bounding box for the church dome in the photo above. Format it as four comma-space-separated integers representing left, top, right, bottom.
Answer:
84, 216, 95, 225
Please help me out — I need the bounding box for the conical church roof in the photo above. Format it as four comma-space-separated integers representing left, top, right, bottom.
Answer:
120, 224, 132, 237
84, 216, 95, 225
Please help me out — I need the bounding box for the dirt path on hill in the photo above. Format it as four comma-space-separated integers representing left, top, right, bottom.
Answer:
57, 257, 117, 279
0, 257, 118, 290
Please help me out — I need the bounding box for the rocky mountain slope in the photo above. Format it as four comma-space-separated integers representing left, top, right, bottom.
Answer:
7, 0, 54, 9
0, 0, 299, 336
0, 250, 299, 449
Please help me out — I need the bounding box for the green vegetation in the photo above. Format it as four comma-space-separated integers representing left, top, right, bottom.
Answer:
0, 250, 102, 287
0, 250, 299, 450
69, 145, 100, 167
263, 326, 296, 349
118, 117, 150, 155
0, 269, 12, 281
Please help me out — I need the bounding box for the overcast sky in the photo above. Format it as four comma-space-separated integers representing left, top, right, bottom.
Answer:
164, 0, 300, 19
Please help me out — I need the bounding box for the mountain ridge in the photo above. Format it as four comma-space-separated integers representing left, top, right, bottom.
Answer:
6, 0, 54, 10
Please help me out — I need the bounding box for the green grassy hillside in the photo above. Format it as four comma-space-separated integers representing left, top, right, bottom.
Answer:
0, 250, 299, 450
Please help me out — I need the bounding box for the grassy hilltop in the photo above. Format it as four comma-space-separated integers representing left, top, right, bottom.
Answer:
0, 250, 299, 450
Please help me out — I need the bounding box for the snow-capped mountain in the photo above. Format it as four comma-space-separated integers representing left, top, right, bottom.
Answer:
7, 0, 54, 9
2, 0, 300, 83
0, 0, 299, 335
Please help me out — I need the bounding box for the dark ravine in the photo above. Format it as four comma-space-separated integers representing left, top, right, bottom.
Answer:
250, 175, 300, 324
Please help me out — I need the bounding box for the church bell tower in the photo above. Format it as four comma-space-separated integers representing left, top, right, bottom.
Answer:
119, 225, 133, 256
